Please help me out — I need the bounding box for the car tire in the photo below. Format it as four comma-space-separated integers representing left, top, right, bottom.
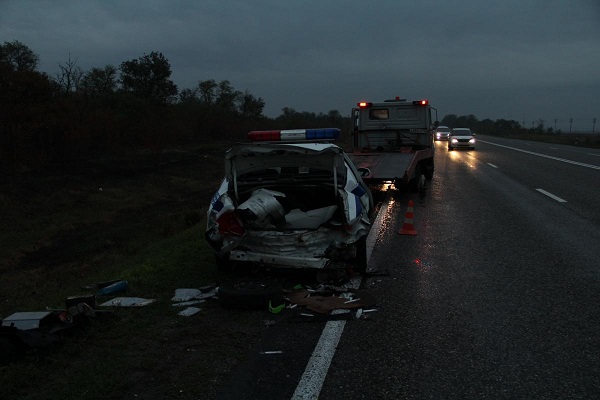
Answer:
448, 146, 453, 151
218, 279, 283, 310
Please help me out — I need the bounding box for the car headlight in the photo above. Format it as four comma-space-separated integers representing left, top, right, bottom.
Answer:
469, 138, 476, 144
451, 138, 458, 143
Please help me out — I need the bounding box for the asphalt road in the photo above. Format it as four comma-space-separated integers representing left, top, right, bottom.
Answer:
219, 136, 600, 399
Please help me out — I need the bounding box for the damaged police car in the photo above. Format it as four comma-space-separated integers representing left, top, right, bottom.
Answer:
206, 128, 373, 271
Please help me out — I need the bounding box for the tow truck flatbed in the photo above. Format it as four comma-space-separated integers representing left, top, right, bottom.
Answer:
349, 147, 434, 185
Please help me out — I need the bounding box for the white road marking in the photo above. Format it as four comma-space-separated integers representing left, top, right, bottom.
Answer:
536, 188, 567, 203
292, 196, 391, 400
487, 163, 498, 168
588, 153, 600, 157
478, 140, 600, 170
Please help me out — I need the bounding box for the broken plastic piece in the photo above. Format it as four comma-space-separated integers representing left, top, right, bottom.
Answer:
178, 307, 201, 317
268, 300, 285, 314
172, 288, 202, 302
96, 280, 128, 296
172, 300, 206, 307
2, 312, 55, 330
172, 288, 218, 302
99, 297, 155, 307
65, 295, 96, 310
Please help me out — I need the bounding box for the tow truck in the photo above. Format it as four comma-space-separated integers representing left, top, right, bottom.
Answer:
349, 97, 438, 191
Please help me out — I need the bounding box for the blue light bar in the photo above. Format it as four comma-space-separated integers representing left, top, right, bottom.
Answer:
304, 128, 340, 140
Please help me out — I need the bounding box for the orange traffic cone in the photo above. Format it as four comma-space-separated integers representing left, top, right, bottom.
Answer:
398, 200, 417, 236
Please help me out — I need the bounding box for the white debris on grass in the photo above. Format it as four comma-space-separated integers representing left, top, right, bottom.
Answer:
99, 297, 156, 307
171, 300, 206, 307
178, 307, 202, 317
172, 288, 202, 302
171, 288, 218, 302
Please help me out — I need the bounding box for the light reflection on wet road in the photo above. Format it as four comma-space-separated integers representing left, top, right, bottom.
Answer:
320, 139, 600, 399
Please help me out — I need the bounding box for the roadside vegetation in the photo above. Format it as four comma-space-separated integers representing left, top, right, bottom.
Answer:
0, 145, 274, 400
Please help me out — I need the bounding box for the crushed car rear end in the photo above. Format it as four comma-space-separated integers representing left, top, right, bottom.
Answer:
206, 129, 373, 270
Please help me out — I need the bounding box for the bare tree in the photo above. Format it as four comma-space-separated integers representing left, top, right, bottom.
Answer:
56, 54, 83, 94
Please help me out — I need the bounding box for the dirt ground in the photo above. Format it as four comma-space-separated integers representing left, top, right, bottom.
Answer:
0, 144, 279, 399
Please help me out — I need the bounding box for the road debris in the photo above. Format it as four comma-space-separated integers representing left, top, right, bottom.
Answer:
99, 297, 156, 307
288, 288, 376, 314
172, 287, 218, 302
171, 300, 206, 307
96, 280, 128, 296
177, 307, 202, 317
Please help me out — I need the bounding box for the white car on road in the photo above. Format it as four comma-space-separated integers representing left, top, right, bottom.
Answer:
448, 128, 476, 150
434, 125, 451, 141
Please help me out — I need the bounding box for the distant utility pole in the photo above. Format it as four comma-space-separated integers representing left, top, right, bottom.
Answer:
593, 118, 597, 134
569, 118, 573, 134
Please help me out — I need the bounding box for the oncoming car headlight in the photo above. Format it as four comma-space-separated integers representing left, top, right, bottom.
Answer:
451, 138, 458, 143
469, 138, 476, 144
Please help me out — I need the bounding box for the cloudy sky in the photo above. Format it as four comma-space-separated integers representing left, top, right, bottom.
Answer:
1, 0, 599, 131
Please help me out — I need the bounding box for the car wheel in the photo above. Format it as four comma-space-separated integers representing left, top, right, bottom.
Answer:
218, 279, 283, 310
448, 146, 453, 151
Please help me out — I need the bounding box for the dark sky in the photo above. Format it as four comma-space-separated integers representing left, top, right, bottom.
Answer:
2, 0, 599, 131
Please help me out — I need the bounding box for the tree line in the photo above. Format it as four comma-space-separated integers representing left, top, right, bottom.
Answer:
442, 114, 547, 136
0, 40, 349, 171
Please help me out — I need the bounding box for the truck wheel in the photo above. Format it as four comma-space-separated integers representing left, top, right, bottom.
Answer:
424, 159, 434, 181
353, 236, 368, 273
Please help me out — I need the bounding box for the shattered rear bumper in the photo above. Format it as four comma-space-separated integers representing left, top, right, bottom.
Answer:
229, 250, 329, 269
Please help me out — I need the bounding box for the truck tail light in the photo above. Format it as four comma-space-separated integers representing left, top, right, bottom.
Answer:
413, 100, 428, 105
